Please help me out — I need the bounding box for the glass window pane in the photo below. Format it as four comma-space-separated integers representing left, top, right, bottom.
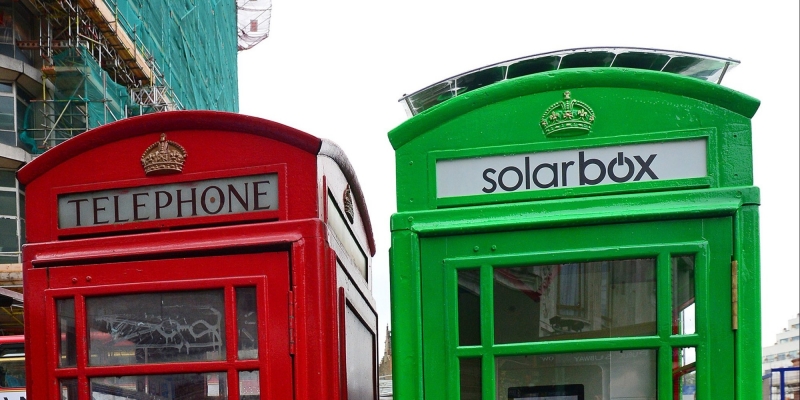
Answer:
240, 370, 260, 399
674, 347, 697, 399
91, 373, 227, 399
458, 269, 481, 346
494, 259, 656, 344
498, 349, 657, 399
459, 357, 481, 400
237, 287, 258, 359
0, 130, 14, 147
86, 290, 225, 366
0, 356, 24, 387
0, 191, 16, 216
672, 255, 696, 335
0, 96, 13, 134
60, 378, 79, 400
57, 298, 76, 367
345, 304, 376, 400
0, 171, 15, 188
0, 218, 18, 253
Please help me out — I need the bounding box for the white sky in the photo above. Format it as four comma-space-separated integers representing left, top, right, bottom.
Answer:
238, 0, 800, 354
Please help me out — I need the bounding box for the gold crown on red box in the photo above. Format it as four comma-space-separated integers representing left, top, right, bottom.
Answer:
141, 133, 187, 176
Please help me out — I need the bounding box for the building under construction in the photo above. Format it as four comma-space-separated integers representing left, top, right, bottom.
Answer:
0, 0, 271, 335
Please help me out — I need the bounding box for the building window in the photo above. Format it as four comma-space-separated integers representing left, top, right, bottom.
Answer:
0, 1, 36, 64
0, 169, 22, 263
557, 263, 586, 318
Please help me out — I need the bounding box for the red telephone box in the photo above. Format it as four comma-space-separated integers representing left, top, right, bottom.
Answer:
18, 111, 378, 400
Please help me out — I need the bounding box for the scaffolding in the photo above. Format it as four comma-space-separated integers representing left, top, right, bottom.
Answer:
17, 0, 250, 152
237, 0, 272, 51
17, 0, 179, 151
20, 46, 130, 152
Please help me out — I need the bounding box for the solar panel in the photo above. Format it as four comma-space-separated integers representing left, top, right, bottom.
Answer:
399, 47, 739, 117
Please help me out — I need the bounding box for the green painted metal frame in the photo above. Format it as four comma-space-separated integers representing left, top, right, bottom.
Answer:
388, 66, 761, 400
427, 220, 732, 399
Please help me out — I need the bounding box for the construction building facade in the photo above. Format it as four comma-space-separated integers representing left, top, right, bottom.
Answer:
0, 0, 271, 335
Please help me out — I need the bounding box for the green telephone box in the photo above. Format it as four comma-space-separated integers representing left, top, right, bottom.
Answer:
387, 48, 761, 400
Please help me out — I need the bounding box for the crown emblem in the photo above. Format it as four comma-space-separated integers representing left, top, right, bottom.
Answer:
540, 91, 595, 137
343, 184, 355, 224
141, 133, 187, 176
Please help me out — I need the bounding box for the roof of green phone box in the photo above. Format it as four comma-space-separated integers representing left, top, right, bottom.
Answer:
387, 67, 760, 213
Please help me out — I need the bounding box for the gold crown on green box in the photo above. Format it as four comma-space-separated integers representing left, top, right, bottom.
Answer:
540, 91, 595, 137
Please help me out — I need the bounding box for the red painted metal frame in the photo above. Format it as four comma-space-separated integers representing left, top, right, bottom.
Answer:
338, 287, 348, 400
24, 219, 350, 399
43, 261, 286, 398
20, 111, 376, 400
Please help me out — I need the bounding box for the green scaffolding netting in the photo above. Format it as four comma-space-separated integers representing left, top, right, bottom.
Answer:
104, 0, 239, 111
20, 47, 132, 153
19, 0, 238, 153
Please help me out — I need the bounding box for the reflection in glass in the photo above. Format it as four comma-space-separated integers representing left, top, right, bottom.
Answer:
237, 287, 259, 359
673, 347, 697, 399
60, 379, 78, 400
672, 256, 696, 335
458, 269, 481, 346
57, 298, 76, 367
91, 373, 227, 399
87, 290, 225, 366
497, 350, 657, 399
494, 259, 656, 344
459, 357, 481, 400
0, 356, 24, 387
240, 370, 260, 399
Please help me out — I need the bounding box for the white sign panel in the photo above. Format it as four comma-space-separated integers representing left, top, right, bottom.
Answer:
58, 174, 278, 228
436, 139, 706, 198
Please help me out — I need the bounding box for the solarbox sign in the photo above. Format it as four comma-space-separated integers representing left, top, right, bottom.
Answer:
436, 139, 706, 198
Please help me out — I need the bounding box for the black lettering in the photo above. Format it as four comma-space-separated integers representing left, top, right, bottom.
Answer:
155, 191, 173, 219
525, 157, 531, 189
532, 163, 559, 188
132, 193, 150, 221
201, 186, 225, 214
561, 161, 574, 187
176, 188, 198, 217
92, 196, 109, 225
579, 151, 605, 185
67, 199, 89, 227
113, 195, 129, 223
634, 154, 658, 181
498, 166, 523, 192
228, 183, 249, 212
608, 152, 635, 182
253, 180, 272, 210
482, 168, 497, 193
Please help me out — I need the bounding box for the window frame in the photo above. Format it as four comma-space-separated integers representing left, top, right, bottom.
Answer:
420, 217, 735, 399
